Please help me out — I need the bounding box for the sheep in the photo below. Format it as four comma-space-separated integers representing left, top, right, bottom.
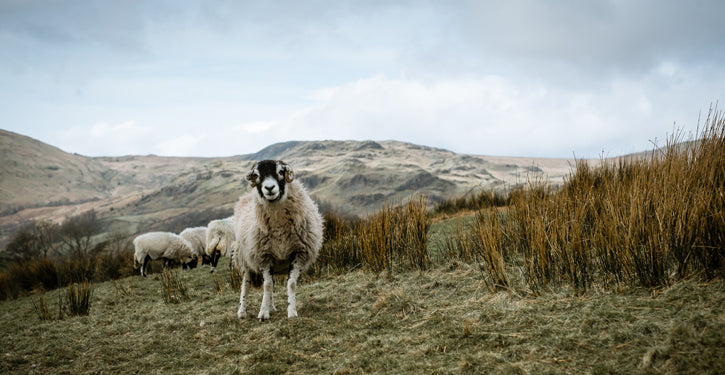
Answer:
233, 160, 324, 320
133, 232, 198, 277
180, 226, 212, 267
205, 217, 236, 273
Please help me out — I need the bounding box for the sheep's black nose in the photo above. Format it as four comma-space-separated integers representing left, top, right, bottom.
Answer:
265, 186, 274, 192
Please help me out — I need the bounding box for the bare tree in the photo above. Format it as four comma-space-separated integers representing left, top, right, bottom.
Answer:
5, 220, 61, 261
35, 221, 60, 258
60, 210, 104, 257
5, 223, 40, 261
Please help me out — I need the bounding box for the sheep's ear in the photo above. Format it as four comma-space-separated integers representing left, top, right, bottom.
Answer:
278, 160, 294, 183
245, 165, 258, 188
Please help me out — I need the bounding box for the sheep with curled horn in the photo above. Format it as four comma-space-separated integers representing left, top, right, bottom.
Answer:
232, 160, 324, 320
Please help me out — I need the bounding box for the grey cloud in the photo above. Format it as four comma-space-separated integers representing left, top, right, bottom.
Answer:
0, 0, 150, 50
457, 0, 725, 75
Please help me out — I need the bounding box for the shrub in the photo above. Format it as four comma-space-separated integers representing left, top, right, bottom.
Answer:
433, 189, 509, 215
0, 272, 19, 300
0, 232, 139, 300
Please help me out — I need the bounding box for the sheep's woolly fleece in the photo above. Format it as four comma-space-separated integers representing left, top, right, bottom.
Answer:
232, 160, 324, 320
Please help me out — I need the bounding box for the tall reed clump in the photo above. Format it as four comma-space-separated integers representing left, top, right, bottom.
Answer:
66, 280, 93, 316
358, 195, 431, 274
311, 212, 362, 276
443, 209, 512, 290
312, 195, 431, 277
448, 107, 724, 292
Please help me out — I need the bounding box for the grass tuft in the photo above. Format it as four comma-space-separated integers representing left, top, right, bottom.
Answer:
31, 295, 51, 321
159, 269, 190, 304
66, 280, 92, 316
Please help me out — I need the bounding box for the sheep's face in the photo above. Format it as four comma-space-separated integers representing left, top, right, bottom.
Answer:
246, 160, 295, 203
186, 255, 198, 270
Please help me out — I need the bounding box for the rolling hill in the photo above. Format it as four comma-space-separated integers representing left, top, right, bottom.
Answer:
0, 129, 577, 246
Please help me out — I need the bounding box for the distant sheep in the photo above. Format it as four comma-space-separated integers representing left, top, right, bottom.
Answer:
233, 160, 324, 320
180, 226, 211, 266
133, 232, 198, 277
205, 217, 236, 273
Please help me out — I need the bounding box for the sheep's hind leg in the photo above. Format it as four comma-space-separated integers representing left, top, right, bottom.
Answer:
258, 268, 273, 321
237, 270, 250, 319
287, 263, 302, 318
270, 277, 277, 312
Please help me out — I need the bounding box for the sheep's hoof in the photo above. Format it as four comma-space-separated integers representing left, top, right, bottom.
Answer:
287, 309, 298, 318
237, 309, 247, 319
257, 311, 270, 321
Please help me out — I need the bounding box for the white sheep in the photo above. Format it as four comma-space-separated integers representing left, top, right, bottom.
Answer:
205, 217, 236, 273
233, 160, 324, 320
180, 226, 210, 266
133, 232, 198, 277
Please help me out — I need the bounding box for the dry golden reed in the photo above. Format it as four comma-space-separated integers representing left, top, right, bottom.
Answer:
313, 195, 430, 276
66, 280, 92, 316
447, 106, 724, 292
31, 295, 51, 321
159, 269, 190, 304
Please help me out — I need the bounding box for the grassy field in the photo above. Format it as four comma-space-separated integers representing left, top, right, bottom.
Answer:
1, 230, 723, 374
2, 110, 723, 374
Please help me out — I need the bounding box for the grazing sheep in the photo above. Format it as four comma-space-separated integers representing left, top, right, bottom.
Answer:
180, 226, 211, 266
205, 217, 236, 273
133, 232, 198, 277
233, 160, 324, 320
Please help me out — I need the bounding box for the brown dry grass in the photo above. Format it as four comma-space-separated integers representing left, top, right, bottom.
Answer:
1, 259, 722, 374
446, 107, 724, 293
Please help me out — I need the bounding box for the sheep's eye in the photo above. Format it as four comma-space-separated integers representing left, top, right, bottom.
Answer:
279, 170, 285, 176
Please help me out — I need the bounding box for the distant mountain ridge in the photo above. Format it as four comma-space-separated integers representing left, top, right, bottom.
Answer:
0, 129, 577, 247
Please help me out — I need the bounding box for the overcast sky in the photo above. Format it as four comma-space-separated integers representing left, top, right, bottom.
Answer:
1, 1, 723, 158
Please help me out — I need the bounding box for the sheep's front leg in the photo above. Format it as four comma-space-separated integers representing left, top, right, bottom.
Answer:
287, 263, 303, 318
258, 267, 274, 321
210, 250, 221, 274
237, 270, 250, 319
141, 255, 151, 277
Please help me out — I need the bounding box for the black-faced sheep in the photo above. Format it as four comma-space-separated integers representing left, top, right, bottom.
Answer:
233, 160, 324, 320
205, 217, 236, 273
133, 232, 198, 277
